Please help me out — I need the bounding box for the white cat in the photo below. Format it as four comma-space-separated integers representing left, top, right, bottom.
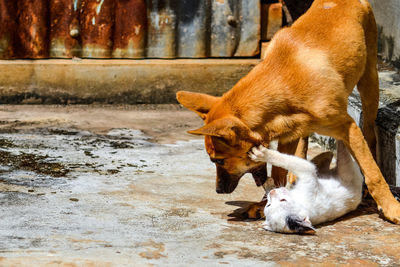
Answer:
249, 141, 363, 234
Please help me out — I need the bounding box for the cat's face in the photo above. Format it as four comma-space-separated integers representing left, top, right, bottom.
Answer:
263, 188, 316, 234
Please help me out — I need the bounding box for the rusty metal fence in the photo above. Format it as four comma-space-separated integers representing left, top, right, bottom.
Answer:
0, 0, 261, 59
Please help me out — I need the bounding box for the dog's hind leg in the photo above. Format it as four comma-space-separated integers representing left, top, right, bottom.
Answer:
331, 116, 400, 224
356, 10, 379, 159
357, 65, 378, 160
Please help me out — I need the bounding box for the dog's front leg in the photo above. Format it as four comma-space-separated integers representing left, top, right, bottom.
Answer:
333, 117, 400, 224
290, 136, 309, 184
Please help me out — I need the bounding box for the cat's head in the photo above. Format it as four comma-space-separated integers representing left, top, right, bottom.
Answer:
262, 188, 316, 234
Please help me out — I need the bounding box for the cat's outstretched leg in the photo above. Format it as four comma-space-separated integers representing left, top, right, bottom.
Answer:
249, 146, 317, 181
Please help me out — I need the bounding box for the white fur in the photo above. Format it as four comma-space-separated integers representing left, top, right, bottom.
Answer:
249, 141, 363, 234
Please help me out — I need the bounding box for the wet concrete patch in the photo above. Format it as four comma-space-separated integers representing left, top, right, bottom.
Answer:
0, 150, 69, 178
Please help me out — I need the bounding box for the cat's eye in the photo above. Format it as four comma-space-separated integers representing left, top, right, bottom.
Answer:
266, 204, 271, 207
280, 199, 287, 202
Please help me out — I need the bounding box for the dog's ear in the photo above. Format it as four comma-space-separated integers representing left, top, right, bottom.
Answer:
176, 91, 220, 120
187, 117, 261, 146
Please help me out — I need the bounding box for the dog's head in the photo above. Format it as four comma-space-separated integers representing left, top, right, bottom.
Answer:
177, 91, 268, 193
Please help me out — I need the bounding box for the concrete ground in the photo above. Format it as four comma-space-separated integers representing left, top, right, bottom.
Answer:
0, 105, 399, 266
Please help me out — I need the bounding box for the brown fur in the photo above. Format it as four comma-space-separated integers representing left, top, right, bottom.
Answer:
177, 0, 400, 224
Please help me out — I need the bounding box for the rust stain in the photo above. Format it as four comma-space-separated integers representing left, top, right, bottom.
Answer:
113, 0, 147, 58
213, 250, 236, 259
373, 243, 400, 259
138, 240, 167, 259
17, 0, 49, 58
0, 1, 17, 58
49, 0, 81, 58
342, 259, 380, 267
279, 259, 335, 267
80, 0, 115, 58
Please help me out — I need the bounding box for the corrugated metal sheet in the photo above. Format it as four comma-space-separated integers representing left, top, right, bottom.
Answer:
236, 0, 261, 56
0, 1, 17, 58
211, 0, 240, 57
80, 0, 115, 58
0, 0, 260, 59
113, 0, 147, 58
18, 0, 49, 58
49, 0, 81, 58
147, 0, 177, 58
177, 0, 211, 58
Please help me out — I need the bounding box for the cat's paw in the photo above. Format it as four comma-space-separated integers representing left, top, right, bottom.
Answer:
249, 145, 269, 162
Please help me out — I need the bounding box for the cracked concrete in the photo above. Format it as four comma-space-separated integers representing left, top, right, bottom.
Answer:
0, 105, 399, 266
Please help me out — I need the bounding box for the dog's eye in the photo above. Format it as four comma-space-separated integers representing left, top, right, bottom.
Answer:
210, 158, 225, 165
280, 199, 287, 202
215, 159, 225, 165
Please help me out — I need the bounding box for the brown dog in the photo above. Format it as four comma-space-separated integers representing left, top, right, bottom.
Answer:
177, 0, 400, 224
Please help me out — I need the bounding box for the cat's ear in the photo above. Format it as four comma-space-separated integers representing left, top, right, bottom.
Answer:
311, 151, 334, 175
286, 215, 316, 234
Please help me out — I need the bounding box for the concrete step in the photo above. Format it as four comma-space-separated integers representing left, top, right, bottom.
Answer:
0, 59, 258, 104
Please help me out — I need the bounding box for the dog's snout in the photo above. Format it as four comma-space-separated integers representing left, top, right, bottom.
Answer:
216, 166, 241, 194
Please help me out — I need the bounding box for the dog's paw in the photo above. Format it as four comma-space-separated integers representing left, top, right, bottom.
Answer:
249, 145, 268, 162
379, 202, 400, 224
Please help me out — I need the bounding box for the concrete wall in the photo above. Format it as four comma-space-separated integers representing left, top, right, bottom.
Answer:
370, 0, 400, 68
